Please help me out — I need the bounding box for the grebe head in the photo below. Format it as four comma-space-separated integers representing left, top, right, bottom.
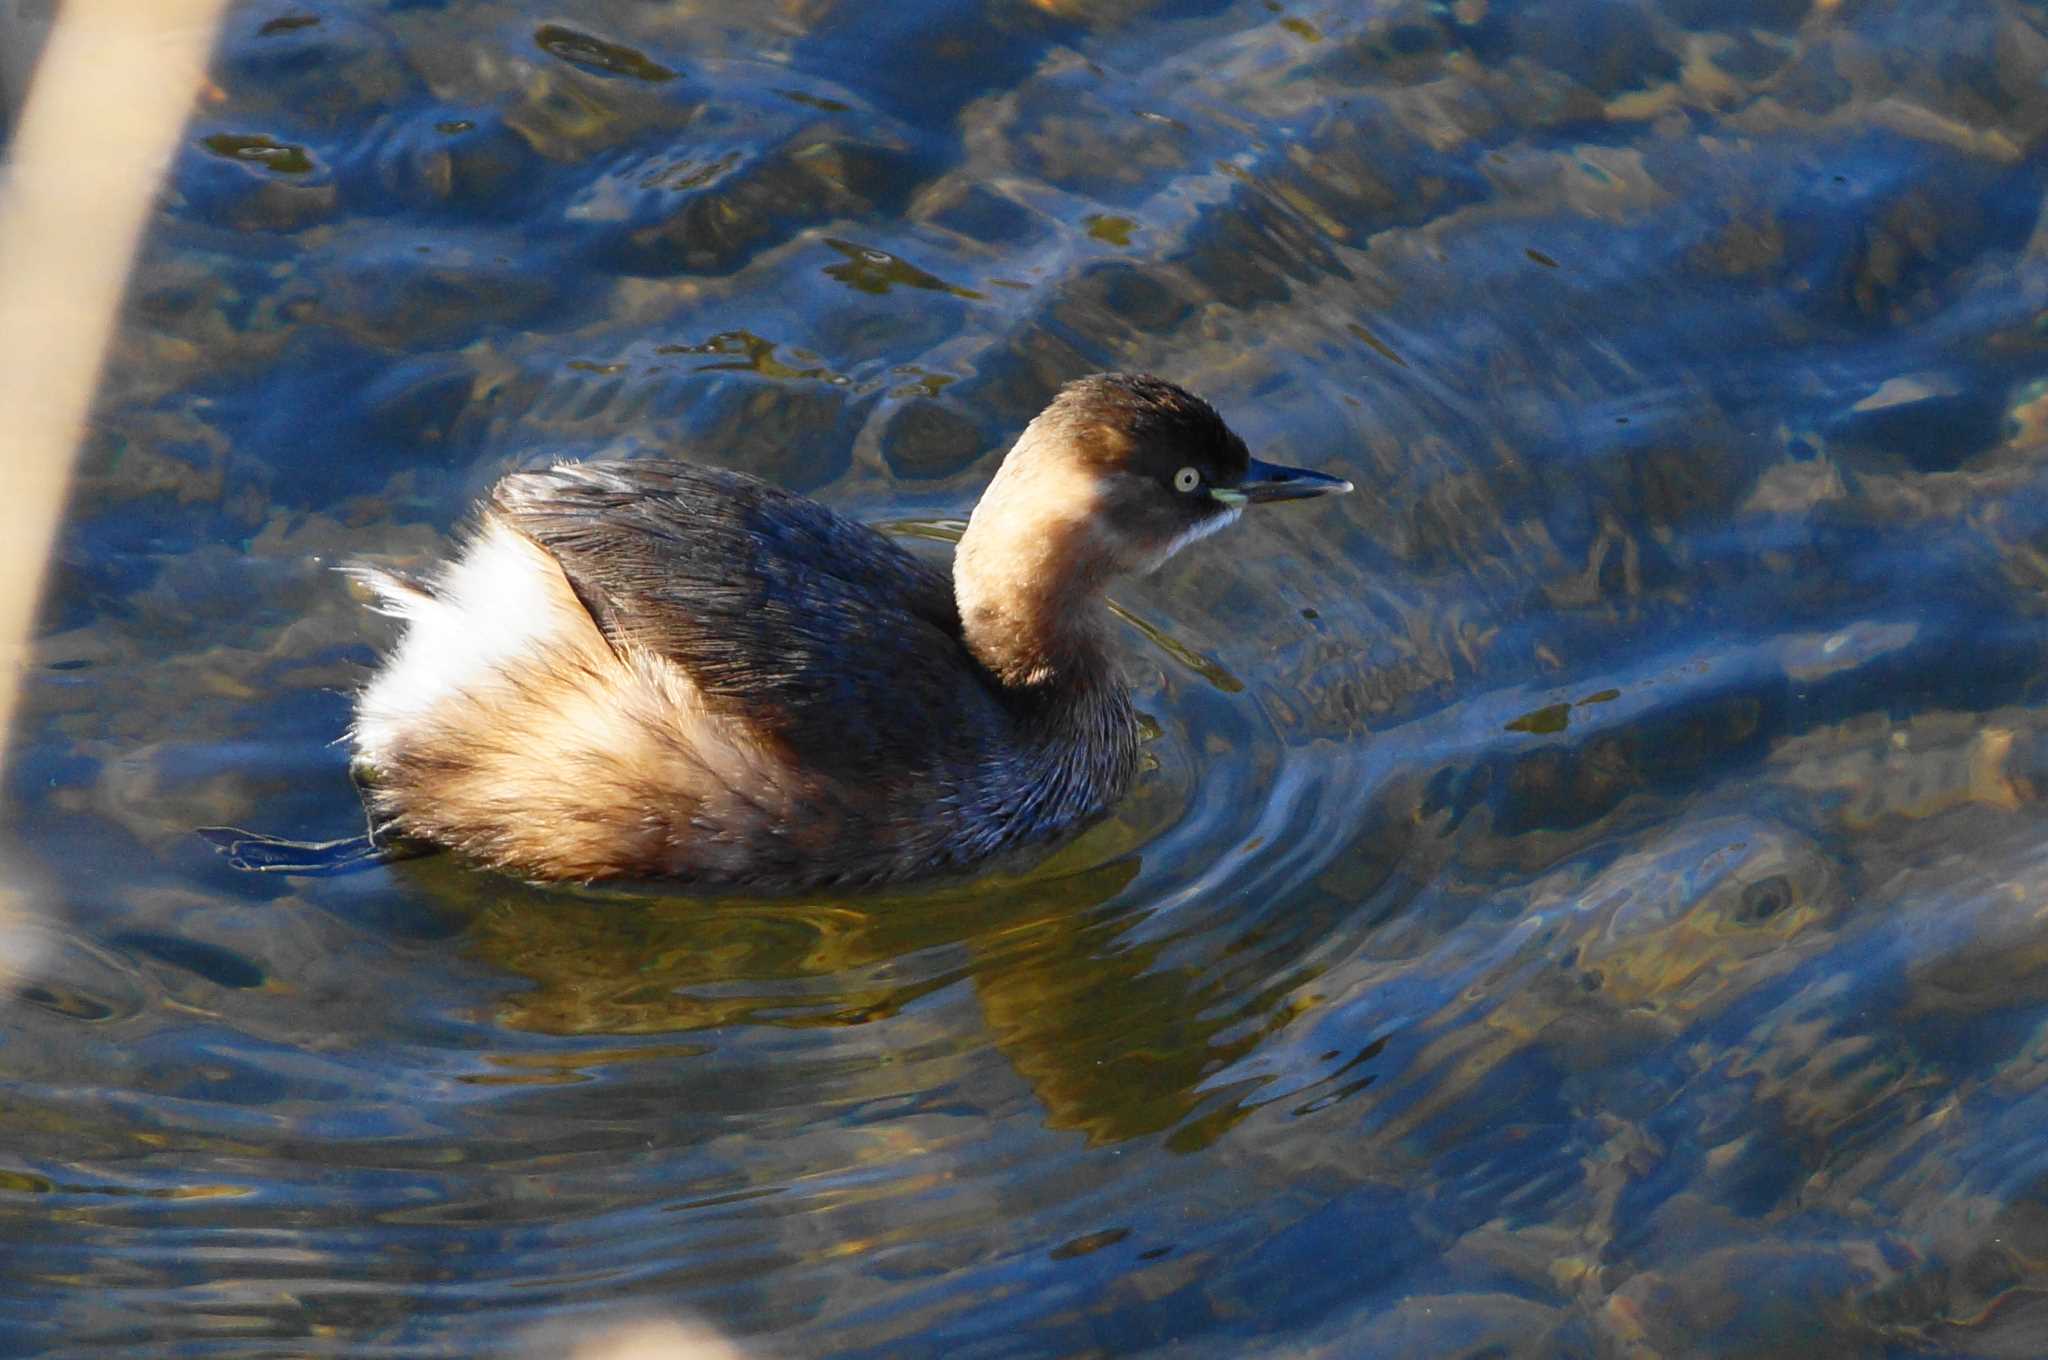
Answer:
955, 372, 1351, 686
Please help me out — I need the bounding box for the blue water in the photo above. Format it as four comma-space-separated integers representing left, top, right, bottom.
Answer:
8, 0, 2048, 1355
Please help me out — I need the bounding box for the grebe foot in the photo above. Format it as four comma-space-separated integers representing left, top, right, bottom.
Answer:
195, 826, 432, 876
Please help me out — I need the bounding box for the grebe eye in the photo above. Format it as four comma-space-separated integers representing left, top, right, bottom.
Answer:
1173, 466, 1200, 493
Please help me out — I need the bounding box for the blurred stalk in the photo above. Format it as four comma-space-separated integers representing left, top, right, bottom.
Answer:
0, 0, 230, 776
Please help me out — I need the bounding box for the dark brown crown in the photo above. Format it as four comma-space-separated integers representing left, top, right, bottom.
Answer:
1041, 372, 1251, 491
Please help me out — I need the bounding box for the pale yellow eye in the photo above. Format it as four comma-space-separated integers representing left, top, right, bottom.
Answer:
1173, 466, 1200, 493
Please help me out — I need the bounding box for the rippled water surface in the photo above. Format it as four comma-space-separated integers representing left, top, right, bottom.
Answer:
8, 0, 2048, 1354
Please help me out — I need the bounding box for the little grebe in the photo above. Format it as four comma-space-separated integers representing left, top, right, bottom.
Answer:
322, 373, 1346, 888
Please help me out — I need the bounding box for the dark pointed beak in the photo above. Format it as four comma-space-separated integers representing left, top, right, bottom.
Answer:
1213, 457, 1354, 506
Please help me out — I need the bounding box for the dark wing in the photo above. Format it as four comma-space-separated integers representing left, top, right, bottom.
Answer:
489, 460, 1009, 779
